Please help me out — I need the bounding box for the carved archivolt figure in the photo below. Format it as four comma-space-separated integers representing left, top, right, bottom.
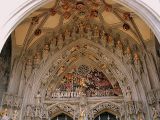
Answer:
35, 91, 41, 106
24, 58, 33, 80
12, 110, 18, 120
33, 51, 41, 68
107, 35, 114, 52
115, 40, 123, 59
57, 66, 66, 76
50, 38, 57, 55
57, 34, 64, 50
93, 25, 99, 43
78, 22, 84, 38
71, 26, 77, 41
101, 30, 106, 47
124, 47, 132, 64
125, 86, 132, 101
85, 24, 92, 40
42, 43, 50, 62
65, 29, 71, 44
134, 52, 142, 74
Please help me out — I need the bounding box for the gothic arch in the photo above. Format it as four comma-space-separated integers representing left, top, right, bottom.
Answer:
21, 38, 142, 107
89, 101, 120, 117
0, 0, 160, 120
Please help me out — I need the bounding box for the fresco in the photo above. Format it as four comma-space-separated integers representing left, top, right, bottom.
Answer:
50, 65, 122, 98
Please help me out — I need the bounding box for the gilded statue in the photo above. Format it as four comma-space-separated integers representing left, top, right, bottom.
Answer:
79, 109, 87, 120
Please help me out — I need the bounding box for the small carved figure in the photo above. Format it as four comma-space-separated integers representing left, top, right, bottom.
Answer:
50, 39, 56, 55
25, 58, 32, 79
78, 22, 84, 37
85, 24, 92, 40
115, 40, 123, 59
33, 51, 41, 68
57, 34, 64, 50
107, 35, 114, 52
42, 43, 50, 62
35, 91, 41, 106
134, 52, 142, 73
101, 30, 106, 47
57, 66, 66, 76
126, 86, 132, 101
65, 29, 71, 44
71, 26, 77, 41
125, 47, 132, 64
12, 110, 18, 120
93, 25, 99, 43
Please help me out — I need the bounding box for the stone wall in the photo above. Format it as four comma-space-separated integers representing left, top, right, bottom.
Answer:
0, 35, 11, 103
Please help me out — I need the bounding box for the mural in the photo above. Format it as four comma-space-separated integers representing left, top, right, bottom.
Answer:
48, 65, 122, 98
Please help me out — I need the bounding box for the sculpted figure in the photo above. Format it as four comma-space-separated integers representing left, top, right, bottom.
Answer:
101, 30, 106, 47
57, 66, 66, 76
65, 29, 71, 44
50, 38, 57, 55
115, 40, 123, 59
33, 51, 41, 68
107, 35, 114, 52
93, 25, 99, 43
35, 91, 41, 106
24, 58, 32, 79
79, 108, 87, 120
134, 52, 142, 74
85, 24, 92, 40
12, 110, 18, 120
42, 43, 50, 62
57, 34, 64, 50
72, 26, 77, 41
125, 46, 132, 64
78, 22, 84, 37
126, 86, 132, 101
26, 105, 33, 117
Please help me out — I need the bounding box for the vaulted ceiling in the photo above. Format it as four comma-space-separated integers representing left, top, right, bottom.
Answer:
14, 0, 153, 47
